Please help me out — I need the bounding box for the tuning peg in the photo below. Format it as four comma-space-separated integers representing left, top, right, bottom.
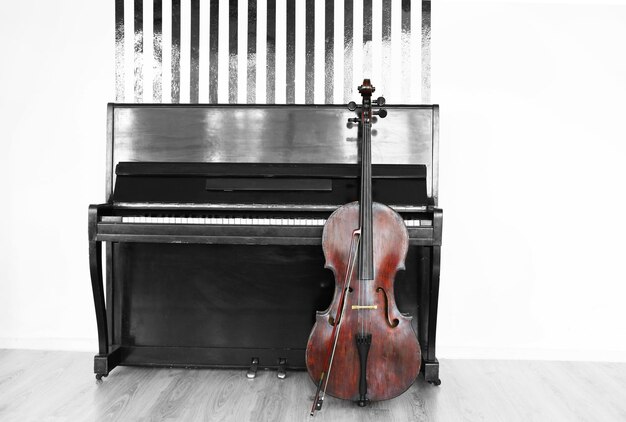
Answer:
374, 97, 385, 106
348, 117, 361, 124
347, 101, 357, 111
374, 109, 387, 118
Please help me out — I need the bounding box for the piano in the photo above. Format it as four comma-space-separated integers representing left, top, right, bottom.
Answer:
89, 104, 442, 385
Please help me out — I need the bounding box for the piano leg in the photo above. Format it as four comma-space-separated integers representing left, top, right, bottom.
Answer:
89, 205, 120, 380
424, 245, 441, 386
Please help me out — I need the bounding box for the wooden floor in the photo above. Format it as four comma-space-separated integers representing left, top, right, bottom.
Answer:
0, 350, 625, 421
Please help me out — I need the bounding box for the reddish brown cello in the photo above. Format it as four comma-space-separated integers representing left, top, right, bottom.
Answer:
306, 80, 421, 415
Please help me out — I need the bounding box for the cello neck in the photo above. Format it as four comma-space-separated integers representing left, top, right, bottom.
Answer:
358, 82, 374, 281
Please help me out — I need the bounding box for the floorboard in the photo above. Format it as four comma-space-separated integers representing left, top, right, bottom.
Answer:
0, 349, 624, 421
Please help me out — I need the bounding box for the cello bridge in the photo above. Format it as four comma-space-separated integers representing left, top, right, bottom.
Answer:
351, 305, 378, 310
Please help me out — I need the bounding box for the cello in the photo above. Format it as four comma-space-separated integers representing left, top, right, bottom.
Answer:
306, 80, 421, 415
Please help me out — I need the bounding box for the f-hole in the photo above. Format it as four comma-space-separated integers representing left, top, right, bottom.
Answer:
328, 287, 354, 326
376, 287, 399, 328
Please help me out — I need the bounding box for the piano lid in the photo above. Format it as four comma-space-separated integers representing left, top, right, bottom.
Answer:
106, 104, 439, 204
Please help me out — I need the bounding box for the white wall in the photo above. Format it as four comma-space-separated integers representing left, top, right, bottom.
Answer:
1, 0, 625, 361
0, 0, 113, 350
433, 0, 626, 360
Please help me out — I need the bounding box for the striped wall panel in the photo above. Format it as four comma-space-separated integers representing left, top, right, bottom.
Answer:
115, 0, 431, 104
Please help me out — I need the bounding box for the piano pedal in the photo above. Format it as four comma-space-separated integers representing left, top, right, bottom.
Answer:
246, 357, 259, 379
277, 357, 287, 379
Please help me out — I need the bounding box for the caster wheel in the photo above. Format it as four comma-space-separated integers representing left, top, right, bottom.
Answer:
428, 379, 441, 386
96, 374, 107, 381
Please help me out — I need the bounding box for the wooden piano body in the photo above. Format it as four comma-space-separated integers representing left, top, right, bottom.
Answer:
88, 104, 442, 384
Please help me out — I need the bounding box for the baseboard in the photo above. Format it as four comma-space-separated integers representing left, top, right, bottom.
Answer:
1, 339, 625, 362
0, 337, 96, 352
438, 346, 626, 362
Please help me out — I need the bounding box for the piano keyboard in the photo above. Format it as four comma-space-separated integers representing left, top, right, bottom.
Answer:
115, 216, 431, 228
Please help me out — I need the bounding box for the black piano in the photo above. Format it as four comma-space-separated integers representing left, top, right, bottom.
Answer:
88, 104, 443, 385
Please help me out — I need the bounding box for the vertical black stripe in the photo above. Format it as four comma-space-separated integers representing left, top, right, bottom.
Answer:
286, 0, 296, 103
401, 0, 411, 102
190, 0, 200, 103
363, 0, 372, 75
247, 0, 257, 103
343, 0, 353, 102
421, 0, 431, 103
115, 0, 124, 102
134, 0, 143, 102
209, 0, 219, 103
229, 0, 238, 103
382, 0, 391, 102
266, 0, 276, 103
305, 0, 315, 104
153, 0, 163, 102
171, 0, 181, 103
324, 0, 334, 103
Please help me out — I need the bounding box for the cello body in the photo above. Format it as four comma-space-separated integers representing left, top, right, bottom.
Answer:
305, 201, 421, 402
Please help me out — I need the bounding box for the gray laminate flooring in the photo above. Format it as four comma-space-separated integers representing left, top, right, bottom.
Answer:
0, 349, 624, 421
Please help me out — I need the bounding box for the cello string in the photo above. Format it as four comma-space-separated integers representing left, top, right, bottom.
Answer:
363, 118, 372, 335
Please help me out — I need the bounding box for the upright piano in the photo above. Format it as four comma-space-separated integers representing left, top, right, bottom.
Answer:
88, 104, 442, 385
